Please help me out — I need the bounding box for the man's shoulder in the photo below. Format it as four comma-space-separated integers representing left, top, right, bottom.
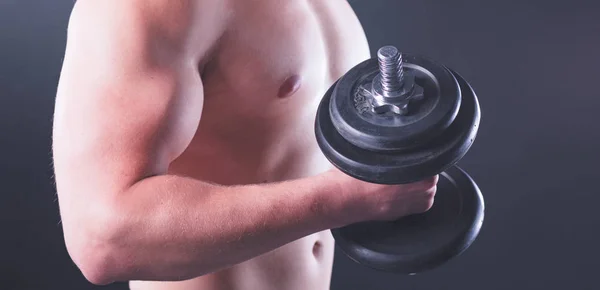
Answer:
69, 0, 231, 60
71, 0, 230, 27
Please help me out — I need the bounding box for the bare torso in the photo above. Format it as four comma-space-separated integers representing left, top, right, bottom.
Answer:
129, 0, 370, 289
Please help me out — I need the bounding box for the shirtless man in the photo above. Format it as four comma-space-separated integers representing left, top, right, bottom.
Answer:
52, 0, 438, 289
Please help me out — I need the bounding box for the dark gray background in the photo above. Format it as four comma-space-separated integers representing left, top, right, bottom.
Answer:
1, 0, 599, 289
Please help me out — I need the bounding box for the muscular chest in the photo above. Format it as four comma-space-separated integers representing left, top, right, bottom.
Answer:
175, 0, 369, 183
201, 0, 370, 118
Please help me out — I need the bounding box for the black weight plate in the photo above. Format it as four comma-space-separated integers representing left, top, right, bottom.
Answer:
329, 54, 461, 151
315, 69, 480, 184
331, 166, 485, 274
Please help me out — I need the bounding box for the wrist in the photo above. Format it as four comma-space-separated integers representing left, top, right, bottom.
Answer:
311, 170, 357, 229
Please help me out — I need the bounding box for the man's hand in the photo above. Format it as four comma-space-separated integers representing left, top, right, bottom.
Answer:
323, 169, 438, 226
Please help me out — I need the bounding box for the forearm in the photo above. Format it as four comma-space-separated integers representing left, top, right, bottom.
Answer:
93, 173, 340, 283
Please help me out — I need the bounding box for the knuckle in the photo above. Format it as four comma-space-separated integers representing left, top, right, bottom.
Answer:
422, 197, 435, 211
421, 175, 439, 190
425, 185, 437, 197
370, 195, 390, 216
375, 198, 389, 211
375, 203, 396, 220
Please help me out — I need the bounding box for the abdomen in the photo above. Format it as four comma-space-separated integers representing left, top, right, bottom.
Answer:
130, 231, 335, 290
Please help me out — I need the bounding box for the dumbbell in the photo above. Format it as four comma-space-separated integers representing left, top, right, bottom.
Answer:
315, 46, 485, 274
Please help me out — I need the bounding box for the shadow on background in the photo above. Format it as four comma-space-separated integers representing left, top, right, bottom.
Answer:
1, 0, 599, 289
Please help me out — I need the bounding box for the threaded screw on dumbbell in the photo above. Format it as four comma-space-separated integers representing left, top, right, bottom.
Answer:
377, 46, 405, 96
369, 45, 423, 115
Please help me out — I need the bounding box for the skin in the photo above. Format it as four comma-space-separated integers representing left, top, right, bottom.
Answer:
52, 0, 438, 289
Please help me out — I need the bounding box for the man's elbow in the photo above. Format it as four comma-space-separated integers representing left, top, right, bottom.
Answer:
61, 202, 130, 285
73, 248, 118, 286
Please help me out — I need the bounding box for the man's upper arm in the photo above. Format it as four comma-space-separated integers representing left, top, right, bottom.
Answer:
53, 0, 226, 201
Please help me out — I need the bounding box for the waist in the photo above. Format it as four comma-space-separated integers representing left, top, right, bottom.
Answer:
129, 231, 335, 290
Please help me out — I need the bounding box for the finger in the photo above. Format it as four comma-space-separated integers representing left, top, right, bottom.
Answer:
401, 175, 439, 192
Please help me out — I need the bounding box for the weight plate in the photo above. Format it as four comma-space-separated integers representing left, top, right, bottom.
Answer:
331, 166, 485, 274
315, 69, 480, 184
329, 54, 461, 151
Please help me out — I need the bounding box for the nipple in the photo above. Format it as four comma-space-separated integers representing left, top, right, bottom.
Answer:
278, 75, 302, 99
